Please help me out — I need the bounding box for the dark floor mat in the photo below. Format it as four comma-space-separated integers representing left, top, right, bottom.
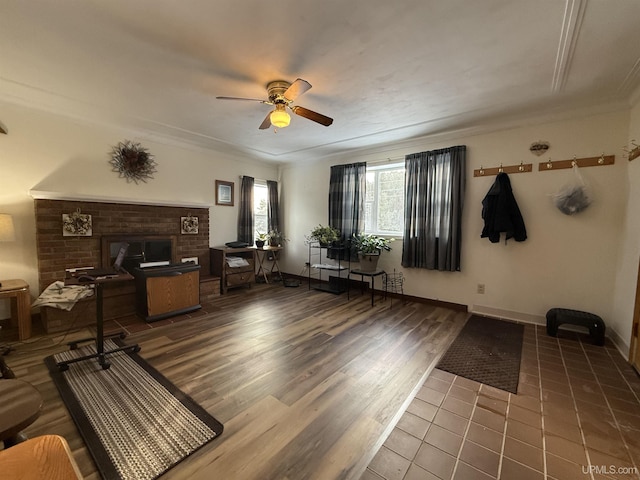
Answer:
436, 315, 524, 394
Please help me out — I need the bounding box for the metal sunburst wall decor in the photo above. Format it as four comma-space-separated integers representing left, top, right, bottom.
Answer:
109, 140, 157, 184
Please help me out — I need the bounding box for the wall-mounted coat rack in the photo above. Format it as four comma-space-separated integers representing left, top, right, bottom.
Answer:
538, 154, 614, 171
473, 162, 532, 177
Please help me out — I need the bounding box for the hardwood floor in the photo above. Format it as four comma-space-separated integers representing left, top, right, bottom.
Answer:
2, 283, 467, 480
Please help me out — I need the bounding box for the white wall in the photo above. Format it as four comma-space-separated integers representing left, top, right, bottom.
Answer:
280, 110, 632, 349
612, 97, 640, 354
0, 101, 278, 307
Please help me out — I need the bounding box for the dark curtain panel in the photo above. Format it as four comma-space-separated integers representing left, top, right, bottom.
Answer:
237, 176, 255, 244
267, 180, 280, 233
328, 162, 366, 259
402, 145, 466, 271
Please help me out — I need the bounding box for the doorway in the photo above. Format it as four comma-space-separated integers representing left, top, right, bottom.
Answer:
629, 257, 640, 372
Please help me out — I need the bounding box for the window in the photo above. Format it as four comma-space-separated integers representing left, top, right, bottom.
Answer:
253, 181, 268, 239
365, 163, 404, 236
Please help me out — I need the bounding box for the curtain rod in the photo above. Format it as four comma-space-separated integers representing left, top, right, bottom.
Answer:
239, 175, 271, 183
367, 156, 404, 167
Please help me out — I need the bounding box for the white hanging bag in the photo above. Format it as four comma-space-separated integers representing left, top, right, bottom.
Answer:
552, 164, 592, 215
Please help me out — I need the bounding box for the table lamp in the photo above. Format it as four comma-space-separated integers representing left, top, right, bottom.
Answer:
0, 214, 16, 288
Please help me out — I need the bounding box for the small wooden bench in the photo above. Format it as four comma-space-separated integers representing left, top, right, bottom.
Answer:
546, 308, 605, 346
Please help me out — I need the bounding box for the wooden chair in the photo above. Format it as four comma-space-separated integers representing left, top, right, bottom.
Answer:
0, 435, 83, 479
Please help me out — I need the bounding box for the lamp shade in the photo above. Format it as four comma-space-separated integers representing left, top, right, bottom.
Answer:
270, 105, 290, 128
0, 214, 16, 242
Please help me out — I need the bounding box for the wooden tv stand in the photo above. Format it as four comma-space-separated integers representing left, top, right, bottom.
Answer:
134, 263, 201, 322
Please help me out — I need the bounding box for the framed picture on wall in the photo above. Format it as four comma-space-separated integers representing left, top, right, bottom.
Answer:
62, 211, 93, 236
215, 180, 234, 206
181, 215, 199, 234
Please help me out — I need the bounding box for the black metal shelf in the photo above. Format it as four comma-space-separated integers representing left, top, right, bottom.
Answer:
308, 243, 350, 295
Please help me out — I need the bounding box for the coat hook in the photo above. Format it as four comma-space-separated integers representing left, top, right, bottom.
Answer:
571, 156, 578, 167
598, 153, 605, 165
623, 140, 638, 158
479, 165, 485, 176
546, 158, 553, 169
518, 161, 525, 172
629, 141, 640, 161
498, 163, 504, 173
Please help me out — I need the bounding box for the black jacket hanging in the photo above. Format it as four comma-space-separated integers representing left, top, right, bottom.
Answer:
481, 172, 527, 243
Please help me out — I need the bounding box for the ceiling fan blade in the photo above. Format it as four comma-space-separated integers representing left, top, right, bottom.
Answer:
291, 106, 333, 127
216, 96, 269, 103
259, 112, 272, 130
283, 79, 312, 101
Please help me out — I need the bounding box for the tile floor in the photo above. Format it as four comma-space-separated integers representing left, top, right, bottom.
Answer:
361, 323, 640, 480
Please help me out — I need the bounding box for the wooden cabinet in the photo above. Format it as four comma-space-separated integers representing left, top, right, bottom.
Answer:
134, 264, 201, 322
0, 279, 31, 340
210, 247, 255, 293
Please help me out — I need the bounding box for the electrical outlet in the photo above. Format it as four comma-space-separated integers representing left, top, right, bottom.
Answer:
477, 283, 485, 294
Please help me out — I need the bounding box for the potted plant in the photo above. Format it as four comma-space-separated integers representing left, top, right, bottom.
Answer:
267, 229, 288, 247
255, 231, 268, 248
307, 224, 341, 246
352, 233, 394, 272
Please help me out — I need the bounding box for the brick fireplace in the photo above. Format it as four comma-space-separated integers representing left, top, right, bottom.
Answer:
34, 198, 216, 324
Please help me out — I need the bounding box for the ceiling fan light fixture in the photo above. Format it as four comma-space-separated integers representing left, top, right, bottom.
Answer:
218, 78, 333, 130
270, 104, 290, 128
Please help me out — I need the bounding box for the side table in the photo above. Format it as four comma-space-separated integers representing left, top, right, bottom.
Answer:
255, 246, 283, 283
0, 279, 31, 340
350, 269, 386, 306
0, 379, 43, 447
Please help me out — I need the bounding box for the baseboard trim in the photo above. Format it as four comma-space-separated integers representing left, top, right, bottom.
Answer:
471, 305, 546, 325
283, 272, 468, 312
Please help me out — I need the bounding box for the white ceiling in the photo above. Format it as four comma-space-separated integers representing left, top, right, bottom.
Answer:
1, 0, 640, 163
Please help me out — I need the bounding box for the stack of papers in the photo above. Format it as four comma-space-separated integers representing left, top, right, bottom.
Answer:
312, 263, 344, 270
226, 256, 250, 268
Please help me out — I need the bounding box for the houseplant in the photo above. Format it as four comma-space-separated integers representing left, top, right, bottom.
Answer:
255, 231, 268, 248
352, 233, 393, 272
267, 229, 288, 247
307, 225, 341, 246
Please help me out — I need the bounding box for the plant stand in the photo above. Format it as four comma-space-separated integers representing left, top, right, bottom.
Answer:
349, 268, 385, 306
308, 243, 349, 294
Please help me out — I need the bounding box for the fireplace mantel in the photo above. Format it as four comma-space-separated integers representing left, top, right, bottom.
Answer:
29, 190, 212, 209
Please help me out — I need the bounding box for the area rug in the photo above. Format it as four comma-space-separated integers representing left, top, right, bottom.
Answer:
436, 315, 524, 394
45, 338, 223, 480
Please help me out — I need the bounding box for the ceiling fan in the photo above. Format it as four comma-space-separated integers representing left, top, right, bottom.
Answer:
216, 78, 333, 130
